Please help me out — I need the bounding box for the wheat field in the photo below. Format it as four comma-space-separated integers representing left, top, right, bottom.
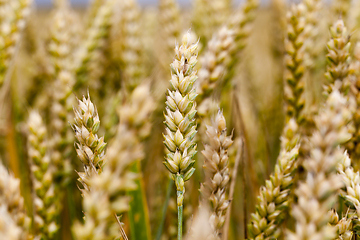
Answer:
2, 0, 360, 239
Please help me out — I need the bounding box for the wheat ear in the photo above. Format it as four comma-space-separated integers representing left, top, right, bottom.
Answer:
74, 84, 155, 239
192, 0, 215, 46
334, 151, 360, 240
0, 162, 30, 240
185, 206, 213, 240
200, 110, 233, 238
192, 0, 231, 48
47, 8, 80, 231
73, 188, 119, 240
248, 119, 300, 239
195, 0, 258, 120
324, 19, 351, 95
49, 26, 76, 232
158, 0, 181, 66
284, 3, 306, 125
196, 26, 234, 117
338, 154, 360, 238
72, 95, 122, 240
0, 0, 12, 87
329, 209, 353, 240
163, 31, 199, 240
302, 0, 322, 66
332, 0, 352, 21
193, 0, 231, 46
49, 6, 76, 185
221, 0, 259, 84
48, 5, 76, 78
0, 0, 32, 88
335, 152, 360, 239
74, 0, 115, 87
118, 0, 145, 91
286, 90, 353, 240
84, 0, 105, 28
347, 42, 360, 169
27, 111, 58, 239
72, 94, 107, 193
72, 94, 120, 240
337, 152, 360, 209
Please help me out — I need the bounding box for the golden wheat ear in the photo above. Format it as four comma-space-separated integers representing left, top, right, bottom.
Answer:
248, 118, 300, 240
163, 30, 199, 240
158, 0, 181, 68
0, 162, 31, 239
324, 19, 351, 96
347, 42, 360, 170
200, 110, 233, 238
283, 3, 306, 126
72, 94, 106, 194
71, 92, 122, 240
27, 111, 59, 239
0, 0, 32, 89
287, 90, 353, 240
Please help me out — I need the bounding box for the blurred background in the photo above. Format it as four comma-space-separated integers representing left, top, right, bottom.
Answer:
36, 0, 260, 7
2, 0, 360, 239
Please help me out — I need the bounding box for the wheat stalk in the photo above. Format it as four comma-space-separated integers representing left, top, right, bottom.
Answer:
49, 6, 76, 185
49, 59, 76, 240
196, 26, 234, 117
302, 0, 322, 66
74, 0, 115, 88
0, 162, 30, 240
47, 4, 83, 182
284, 3, 306, 125
72, 94, 107, 193
72, 94, 120, 240
286, 90, 353, 240
337, 152, 360, 211
73, 84, 155, 239
84, 0, 104, 28
248, 119, 300, 240
222, 0, 259, 84
270, 0, 287, 56
185, 206, 213, 240
73, 189, 119, 240
27, 111, 58, 239
193, 0, 231, 46
329, 209, 353, 240
71, 94, 124, 240
192, 0, 215, 47
200, 110, 233, 238
71, 95, 113, 240
118, 0, 145, 91
345, 42, 360, 169
0, 0, 32, 88
0, 205, 27, 240
335, 151, 360, 239
324, 19, 351, 95
163, 31, 199, 240
48, 4, 77, 78
158, 0, 181, 67
334, 152, 360, 239
194, 0, 258, 130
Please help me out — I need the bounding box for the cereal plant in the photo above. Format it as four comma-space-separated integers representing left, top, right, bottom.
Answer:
3, 0, 360, 239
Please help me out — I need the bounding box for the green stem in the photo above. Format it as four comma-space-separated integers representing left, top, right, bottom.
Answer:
175, 174, 184, 240
128, 161, 151, 240
155, 177, 173, 240
177, 195, 183, 240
